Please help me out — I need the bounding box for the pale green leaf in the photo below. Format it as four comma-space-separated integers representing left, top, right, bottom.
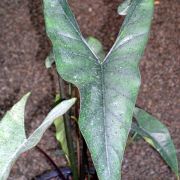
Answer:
43, 0, 154, 179
0, 93, 76, 180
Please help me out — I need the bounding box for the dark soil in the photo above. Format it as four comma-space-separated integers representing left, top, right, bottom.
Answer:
0, 0, 179, 179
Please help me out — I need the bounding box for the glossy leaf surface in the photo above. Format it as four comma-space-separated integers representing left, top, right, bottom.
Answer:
0, 93, 76, 180
43, 0, 154, 179
133, 107, 179, 177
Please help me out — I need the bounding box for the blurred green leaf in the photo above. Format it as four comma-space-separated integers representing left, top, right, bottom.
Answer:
0, 93, 76, 180
133, 107, 179, 178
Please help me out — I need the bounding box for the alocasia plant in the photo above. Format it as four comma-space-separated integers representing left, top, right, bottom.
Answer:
0, 0, 179, 180
43, 0, 154, 179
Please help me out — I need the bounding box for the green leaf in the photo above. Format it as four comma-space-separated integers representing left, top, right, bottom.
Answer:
54, 117, 70, 161
118, 0, 132, 15
45, 50, 55, 68
43, 0, 154, 179
86, 36, 105, 61
133, 107, 179, 177
0, 93, 76, 180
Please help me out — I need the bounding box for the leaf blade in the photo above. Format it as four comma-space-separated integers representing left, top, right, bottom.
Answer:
0, 93, 30, 180
0, 94, 76, 180
133, 107, 179, 177
54, 116, 70, 161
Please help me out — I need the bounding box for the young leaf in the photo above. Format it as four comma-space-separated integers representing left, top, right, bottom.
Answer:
43, 0, 154, 179
0, 93, 76, 180
54, 95, 69, 163
45, 50, 55, 68
118, 0, 132, 15
86, 36, 105, 61
54, 117, 70, 162
133, 107, 179, 178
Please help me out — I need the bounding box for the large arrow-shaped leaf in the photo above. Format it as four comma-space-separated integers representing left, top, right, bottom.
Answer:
43, 0, 154, 179
0, 94, 76, 180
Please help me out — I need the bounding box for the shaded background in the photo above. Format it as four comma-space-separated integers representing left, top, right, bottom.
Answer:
0, 0, 179, 179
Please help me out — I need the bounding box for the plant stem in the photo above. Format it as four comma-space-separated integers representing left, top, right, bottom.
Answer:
131, 132, 138, 141
58, 76, 79, 180
36, 146, 66, 180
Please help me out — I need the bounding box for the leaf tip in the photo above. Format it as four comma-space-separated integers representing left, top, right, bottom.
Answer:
25, 92, 31, 98
70, 97, 77, 104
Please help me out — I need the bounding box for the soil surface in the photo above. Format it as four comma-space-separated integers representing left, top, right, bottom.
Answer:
0, 0, 179, 179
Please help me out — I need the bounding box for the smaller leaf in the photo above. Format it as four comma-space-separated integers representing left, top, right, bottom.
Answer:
54, 118, 69, 161
45, 50, 55, 68
86, 36, 105, 61
118, 0, 132, 15
0, 93, 76, 180
133, 107, 179, 177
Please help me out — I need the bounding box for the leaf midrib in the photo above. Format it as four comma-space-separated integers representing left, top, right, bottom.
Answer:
101, 65, 111, 176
